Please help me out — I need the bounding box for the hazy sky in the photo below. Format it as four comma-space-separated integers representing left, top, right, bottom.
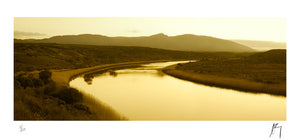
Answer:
14, 17, 286, 42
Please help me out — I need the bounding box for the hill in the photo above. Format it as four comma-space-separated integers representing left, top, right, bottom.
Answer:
232, 40, 286, 51
14, 34, 255, 52
243, 49, 286, 64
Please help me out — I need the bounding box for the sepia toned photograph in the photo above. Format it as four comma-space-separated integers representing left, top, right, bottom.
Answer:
14, 17, 286, 121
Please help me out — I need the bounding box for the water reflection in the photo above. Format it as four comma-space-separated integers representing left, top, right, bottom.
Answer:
108, 70, 118, 77
83, 74, 94, 85
84, 70, 119, 85
115, 69, 165, 78
70, 61, 286, 120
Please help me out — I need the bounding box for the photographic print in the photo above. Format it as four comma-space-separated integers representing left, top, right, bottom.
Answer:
14, 17, 286, 121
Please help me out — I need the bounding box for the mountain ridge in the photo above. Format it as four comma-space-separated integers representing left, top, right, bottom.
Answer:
14, 34, 255, 52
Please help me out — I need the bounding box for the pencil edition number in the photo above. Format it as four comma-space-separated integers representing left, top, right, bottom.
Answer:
19, 124, 25, 132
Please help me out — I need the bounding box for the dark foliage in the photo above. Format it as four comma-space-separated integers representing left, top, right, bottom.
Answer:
39, 70, 52, 84
32, 78, 44, 88
14, 80, 22, 89
52, 87, 83, 104
74, 103, 91, 114
18, 77, 34, 89
43, 80, 56, 95
15, 73, 45, 89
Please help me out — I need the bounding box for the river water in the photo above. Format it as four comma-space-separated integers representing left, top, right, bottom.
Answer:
69, 61, 286, 120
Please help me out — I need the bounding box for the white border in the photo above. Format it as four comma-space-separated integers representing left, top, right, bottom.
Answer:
2, 0, 299, 140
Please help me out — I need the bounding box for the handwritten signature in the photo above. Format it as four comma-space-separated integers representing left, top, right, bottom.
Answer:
269, 123, 282, 138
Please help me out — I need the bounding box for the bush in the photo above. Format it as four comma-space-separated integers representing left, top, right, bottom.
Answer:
19, 77, 34, 89
44, 80, 56, 95
14, 80, 22, 89
32, 78, 44, 88
39, 70, 52, 84
52, 87, 83, 104
74, 103, 91, 114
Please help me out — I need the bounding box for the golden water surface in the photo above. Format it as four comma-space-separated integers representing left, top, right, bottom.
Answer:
70, 61, 286, 120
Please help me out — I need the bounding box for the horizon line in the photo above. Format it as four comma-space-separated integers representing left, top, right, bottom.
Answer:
13, 32, 286, 43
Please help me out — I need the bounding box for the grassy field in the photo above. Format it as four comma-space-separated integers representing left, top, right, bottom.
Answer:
163, 50, 286, 96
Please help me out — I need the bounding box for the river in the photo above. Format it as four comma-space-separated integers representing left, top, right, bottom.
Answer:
69, 61, 286, 120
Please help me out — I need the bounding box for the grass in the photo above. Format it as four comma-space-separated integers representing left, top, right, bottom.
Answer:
14, 71, 126, 120
14, 87, 126, 120
163, 50, 286, 96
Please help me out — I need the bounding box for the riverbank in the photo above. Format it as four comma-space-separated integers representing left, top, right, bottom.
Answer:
52, 60, 170, 86
162, 65, 286, 97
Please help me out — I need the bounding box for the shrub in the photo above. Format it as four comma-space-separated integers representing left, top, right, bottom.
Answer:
32, 78, 44, 88
39, 70, 52, 84
18, 77, 34, 89
14, 80, 22, 89
74, 103, 91, 114
52, 87, 83, 104
44, 80, 56, 95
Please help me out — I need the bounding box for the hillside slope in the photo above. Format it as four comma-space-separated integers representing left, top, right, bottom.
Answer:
243, 49, 286, 64
15, 34, 255, 52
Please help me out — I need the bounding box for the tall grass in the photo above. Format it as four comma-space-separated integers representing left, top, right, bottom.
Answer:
81, 93, 127, 120
163, 65, 286, 96
14, 71, 126, 120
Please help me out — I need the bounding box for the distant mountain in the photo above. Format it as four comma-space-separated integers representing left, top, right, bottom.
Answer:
232, 40, 286, 51
14, 34, 255, 52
